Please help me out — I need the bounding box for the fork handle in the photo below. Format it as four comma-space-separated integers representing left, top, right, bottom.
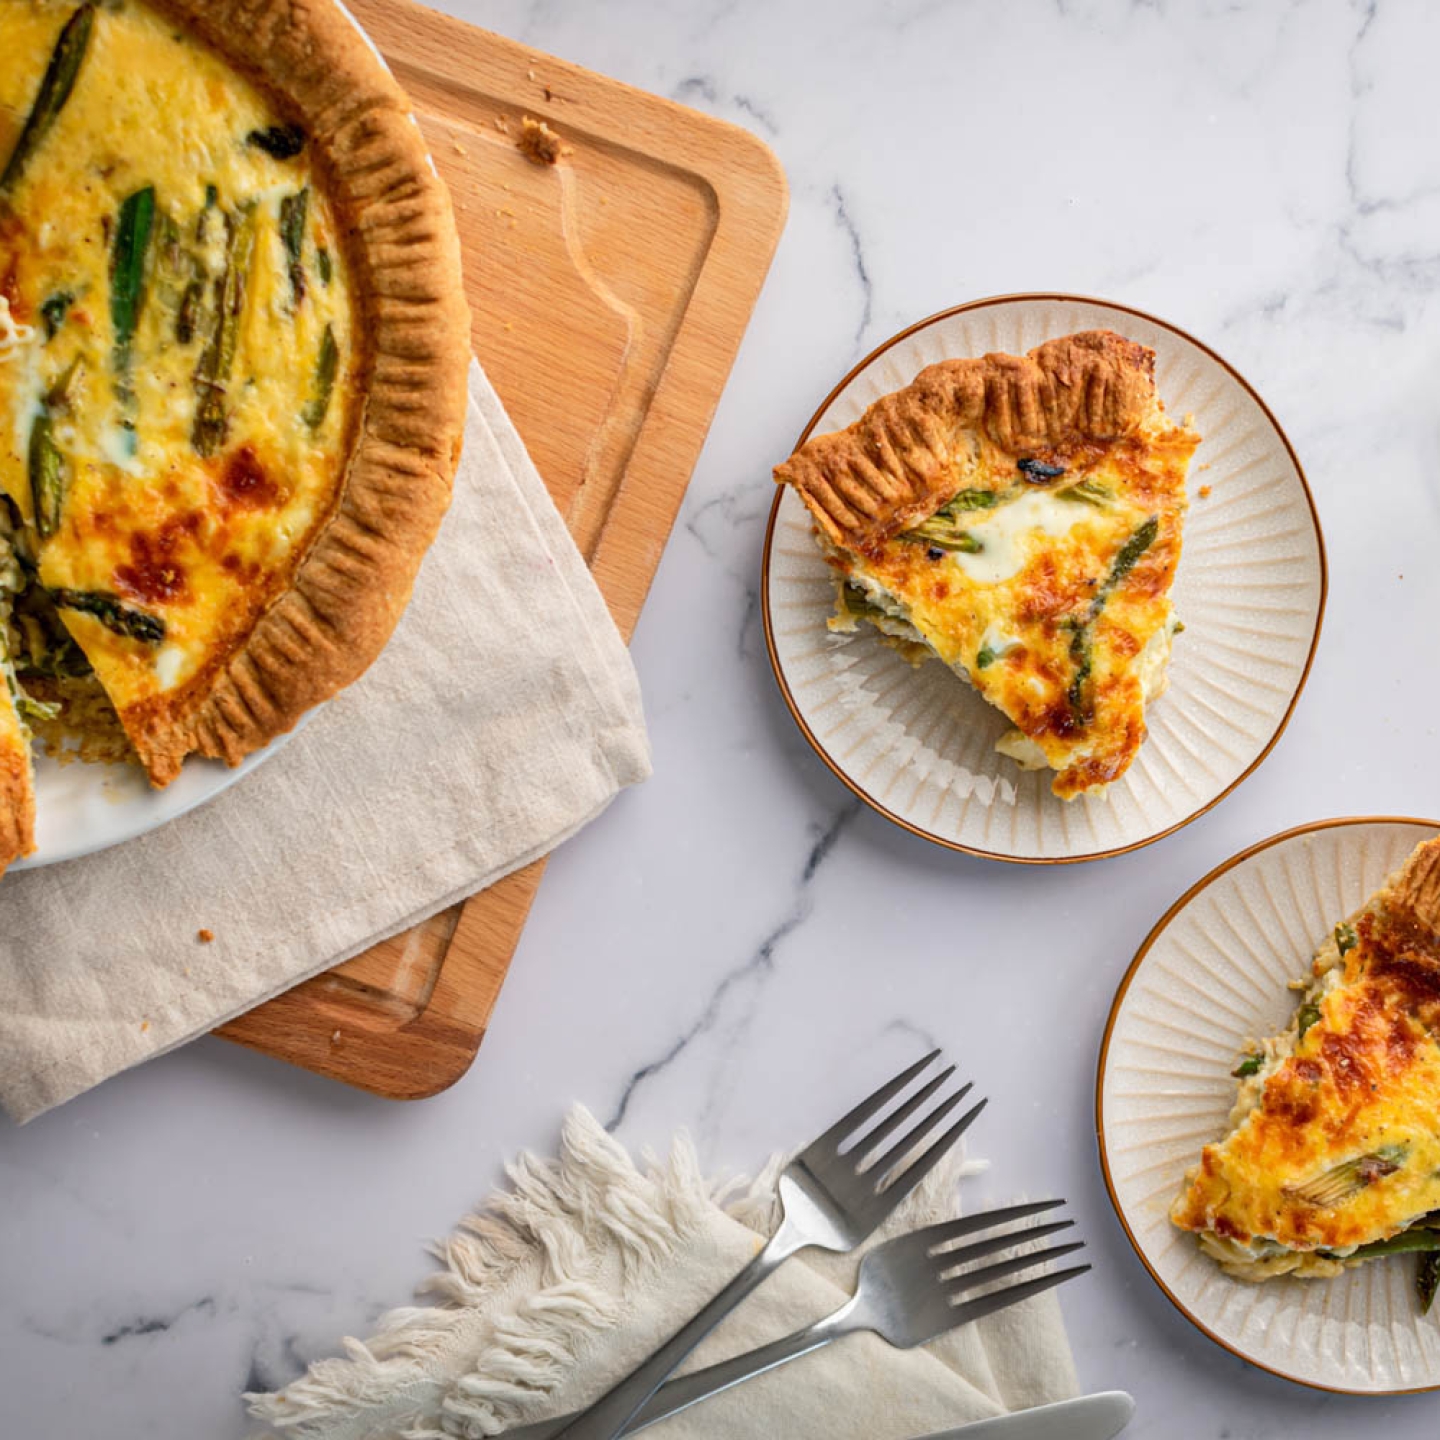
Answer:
502, 1307, 851, 1440
603, 1308, 847, 1434
549, 1223, 802, 1440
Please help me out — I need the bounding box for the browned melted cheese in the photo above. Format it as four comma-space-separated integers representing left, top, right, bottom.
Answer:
1172, 864, 1440, 1258
830, 419, 1196, 798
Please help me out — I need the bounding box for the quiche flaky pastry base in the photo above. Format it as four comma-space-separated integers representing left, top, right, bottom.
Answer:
774, 331, 1200, 800
144, 0, 470, 778
1171, 837, 1440, 1303
0, 0, 470, 875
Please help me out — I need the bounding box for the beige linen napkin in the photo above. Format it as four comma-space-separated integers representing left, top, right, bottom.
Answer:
248, 1108, 1079, 1440
0, 361, 651, 1123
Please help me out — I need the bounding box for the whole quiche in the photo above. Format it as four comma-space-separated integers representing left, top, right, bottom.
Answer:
0, 0, 471, 874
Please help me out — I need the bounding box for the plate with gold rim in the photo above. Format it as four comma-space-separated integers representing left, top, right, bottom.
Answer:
1097, 816, 1440, 1394
760, 293, 1327, 864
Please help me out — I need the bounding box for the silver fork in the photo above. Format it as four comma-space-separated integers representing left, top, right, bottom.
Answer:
505, 1200, 1087, 1439
550, 1050, 985, 1440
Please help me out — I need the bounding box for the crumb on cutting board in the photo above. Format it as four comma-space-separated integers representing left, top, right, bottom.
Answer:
518, 115, 566, 166
197, 928, 214, 944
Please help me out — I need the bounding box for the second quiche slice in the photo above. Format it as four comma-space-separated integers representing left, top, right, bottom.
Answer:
1172, 836, 1440, 1299
775, 331, 1199, 800
0, 0, 471, 875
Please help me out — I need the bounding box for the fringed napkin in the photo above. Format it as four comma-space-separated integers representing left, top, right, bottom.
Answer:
249, 1107, 1079, 1439
0, 362, 651, 1123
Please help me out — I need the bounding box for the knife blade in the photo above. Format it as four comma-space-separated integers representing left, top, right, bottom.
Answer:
913, 1390, 1134, 1440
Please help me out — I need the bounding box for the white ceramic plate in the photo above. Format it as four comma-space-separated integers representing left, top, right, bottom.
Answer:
1097, 817, 1440, 1394
13, 724, 298, 870
762, 295, 1327, 863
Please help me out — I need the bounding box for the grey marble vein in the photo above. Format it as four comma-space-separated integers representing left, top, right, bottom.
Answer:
607, 800, 860, 1132
829, 183, 872, 349
101, 1298, 216, 1347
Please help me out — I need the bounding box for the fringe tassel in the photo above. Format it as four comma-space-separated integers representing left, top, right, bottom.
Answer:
246, 1109, 728, 1438
247, 1106, 984, 1439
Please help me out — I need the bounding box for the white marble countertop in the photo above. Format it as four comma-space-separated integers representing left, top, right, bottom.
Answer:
5, 0, 1440, 1435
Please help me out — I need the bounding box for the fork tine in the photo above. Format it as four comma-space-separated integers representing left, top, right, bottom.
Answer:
948, 1241, 1086, 1297
846, 1065, 955, 1156
916, 1199, 1066, 1252
876, 1096, 987, 1199
862, 1081, 972, 1175
810, 1050, 941, 1154
947, 1263, 1091, 1329
933, 1219, 1074, 1274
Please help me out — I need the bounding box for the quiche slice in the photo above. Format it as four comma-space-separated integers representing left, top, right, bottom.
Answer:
774, 331, 1199, 800
1171, 836, 1440, 1305
0, 0, 469, 872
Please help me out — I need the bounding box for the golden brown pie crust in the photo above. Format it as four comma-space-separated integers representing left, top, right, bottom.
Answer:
118, 0, 472, 784
774, 330, 1156, 552
0, 742, 35, 875
1383, 835, 1440, 932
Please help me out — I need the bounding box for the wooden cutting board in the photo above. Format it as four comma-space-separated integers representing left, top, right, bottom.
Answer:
214, 0, 787, 1096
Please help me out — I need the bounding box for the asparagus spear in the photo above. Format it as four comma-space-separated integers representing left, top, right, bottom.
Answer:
39, 290, 74, 340
191, 203, 258, 456
942, 487, 1005, 511
1064, 516, 1161, 721
302, 322, 337, 431
316, 247, 333, 285
27, 414, 65, 540
1106, 516, 1159, 588
899, 503, 984, 552
48, 588, 164, 645
1285, 1145, 1407, 1209
176, 280, 203, 345
45, 355, 84, 411
902, 524, 982, 554
1419, 1252, 1440, 1314
27, 359, 85, 540
0, 3, 96, 195
1056, 480, 1113, 508
279, 188, 309, 308
1344, 1229, 1440, 1260
111, 185, 157, 402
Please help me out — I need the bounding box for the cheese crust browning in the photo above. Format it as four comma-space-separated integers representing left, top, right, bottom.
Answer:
0, 0, 469, 868
1171, 837, 1440, 1279
775, 331, 1199, 799
0, 685, 35, 871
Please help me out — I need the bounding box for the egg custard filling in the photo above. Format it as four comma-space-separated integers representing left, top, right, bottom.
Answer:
775, 331, 1199, 800
1, 0, 356, 770
0, 0, 472, 875
1171, 837, 1440, 1312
